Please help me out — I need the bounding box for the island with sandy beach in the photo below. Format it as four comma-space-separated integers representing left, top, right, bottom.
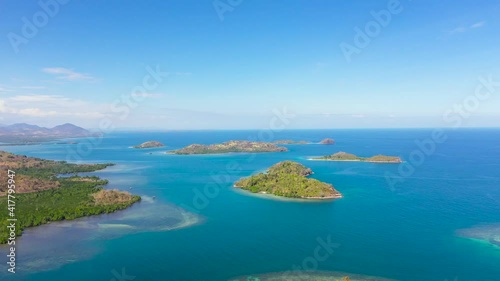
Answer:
169, 140, 288, 154
234, 161, 342, 199
311, 151, 402, 163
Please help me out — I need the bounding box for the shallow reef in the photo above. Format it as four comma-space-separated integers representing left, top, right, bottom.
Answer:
229, 270, 395, 281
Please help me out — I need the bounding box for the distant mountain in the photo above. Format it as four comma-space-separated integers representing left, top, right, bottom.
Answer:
0, 123, 51, 135
50, 123, 89, 136
0, 123, 90, 143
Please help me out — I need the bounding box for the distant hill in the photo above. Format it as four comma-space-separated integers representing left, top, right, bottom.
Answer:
0, 123, 90, 143
50, 123, 89, 136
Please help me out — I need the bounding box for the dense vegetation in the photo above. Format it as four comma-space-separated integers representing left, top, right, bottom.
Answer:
313, 152, 402, 163
0, 151, 113, 195
317, 152, 359, 161
92, 189, 138, 205
133, 140, 165, 148
267, 160, 313, 176
365, 155, 402, 163
170, 140, 287, 154
235, 161, 341, 199
0, 177, 140, 243
0, 150, 140, 244
319, 138, 335, 144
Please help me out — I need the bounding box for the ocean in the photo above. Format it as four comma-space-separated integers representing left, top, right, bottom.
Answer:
1, 129, 499, 281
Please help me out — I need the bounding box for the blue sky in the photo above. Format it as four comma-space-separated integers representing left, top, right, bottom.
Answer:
0, 0, 499, 129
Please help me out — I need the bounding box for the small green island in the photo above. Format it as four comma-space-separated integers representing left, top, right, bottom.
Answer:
0, 151, 141, 244
133, 140, 165, 149
169, 140, 288, 154
234, 161, 342, 199
311, 151, 402, 163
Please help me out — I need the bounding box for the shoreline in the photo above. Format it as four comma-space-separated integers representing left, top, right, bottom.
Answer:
233, 185, 342, 201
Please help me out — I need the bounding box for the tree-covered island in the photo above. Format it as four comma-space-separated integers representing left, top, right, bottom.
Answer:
311, 152, 402, 163
234, 161, 342, 199
169, 140, 288, 154
0, 150, 141, 244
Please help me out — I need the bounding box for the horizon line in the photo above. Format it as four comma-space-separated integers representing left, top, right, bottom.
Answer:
101, 126, 500, 132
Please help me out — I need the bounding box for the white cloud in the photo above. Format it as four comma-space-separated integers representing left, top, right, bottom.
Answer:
18, 108, 57, 117
450, 27, 467, 34
10, 94, 68, 102
0, 85, 46, 93
0, 100, 6, 112
20, 86, 46, 90
470, 21, 486, 28
131, 92, 163, 98
0, 99, 17, 114
3, 94, 108, 121
16, 107, 105, 119
42, 67, 95, 81
9, 94, 88, 108
149, 114, 169, 120
61, 111, 107, 119
0, 87, 13, 92
449, 21, 486, 34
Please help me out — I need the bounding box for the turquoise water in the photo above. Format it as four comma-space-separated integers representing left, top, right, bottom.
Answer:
1, 129, 499, 281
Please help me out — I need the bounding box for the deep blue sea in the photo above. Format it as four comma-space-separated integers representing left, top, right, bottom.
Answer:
1, 129, 499, 281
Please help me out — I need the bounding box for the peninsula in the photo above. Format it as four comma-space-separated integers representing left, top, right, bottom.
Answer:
0, 150, 141, 244
169, 140, 288, 154
311, 152, 402, 163
134, 140, 165, 149
234, 161, 342, 199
